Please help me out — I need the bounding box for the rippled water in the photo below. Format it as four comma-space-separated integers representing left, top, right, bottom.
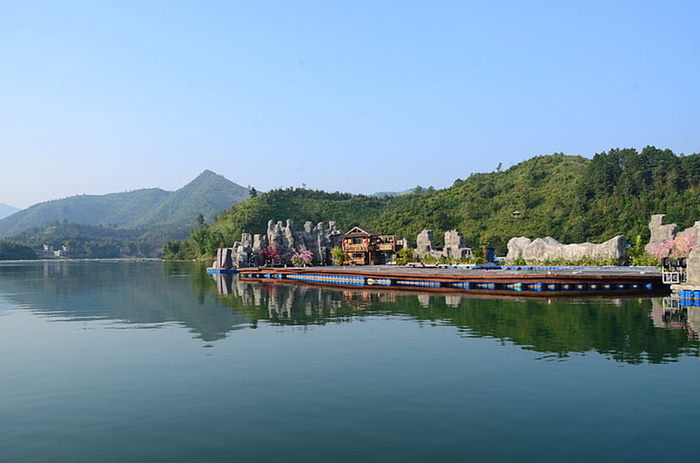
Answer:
1, 261, 699, 462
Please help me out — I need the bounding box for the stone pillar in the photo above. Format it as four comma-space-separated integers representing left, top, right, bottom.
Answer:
684, 223, 700, 286
646, 214, 677, 254
415, 230, 436, 258
687, 248, 700, 286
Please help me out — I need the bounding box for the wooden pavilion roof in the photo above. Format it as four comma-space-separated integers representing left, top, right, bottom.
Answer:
343, 226, 380, 238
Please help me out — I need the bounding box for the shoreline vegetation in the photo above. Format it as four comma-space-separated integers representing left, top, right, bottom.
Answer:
0, 239, 37, 260
163, 146, 700, 264
2, 147, 699, 263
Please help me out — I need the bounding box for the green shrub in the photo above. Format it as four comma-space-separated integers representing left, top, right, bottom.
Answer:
395, 248, 414, 265
331, 247, 345, 265
626, 235, 660, 267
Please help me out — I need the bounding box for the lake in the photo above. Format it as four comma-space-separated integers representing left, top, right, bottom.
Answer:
1, 260, 699, 462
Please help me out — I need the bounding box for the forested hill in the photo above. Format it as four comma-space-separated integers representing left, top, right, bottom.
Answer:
165, 146, 700, 259
0, 170, 250, 237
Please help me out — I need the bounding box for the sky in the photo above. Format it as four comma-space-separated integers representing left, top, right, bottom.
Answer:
1, 0, 699, 209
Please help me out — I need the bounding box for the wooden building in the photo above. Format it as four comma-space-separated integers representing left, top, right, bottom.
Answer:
342, 226, 403, 265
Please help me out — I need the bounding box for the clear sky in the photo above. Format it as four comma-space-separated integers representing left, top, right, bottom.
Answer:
2, 0, 699, 209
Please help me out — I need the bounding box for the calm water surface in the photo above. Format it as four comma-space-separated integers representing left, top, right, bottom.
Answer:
1, 261, 698, 462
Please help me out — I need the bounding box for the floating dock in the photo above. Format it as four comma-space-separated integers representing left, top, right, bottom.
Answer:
207, 267, 238, 275
237, 265, 665, 296
672, 288, 700, 306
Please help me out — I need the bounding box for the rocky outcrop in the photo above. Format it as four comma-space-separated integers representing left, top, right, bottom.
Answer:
414, 229, 473, 260
219, 232, 261, 268
415, 230, 441, 259
267, 219, 341, 265
214, 219, 342, 268
644, 215, 700, 283
266, 220, 300, 262
506, 235, 626, 263
687, 247, 700, 286
215, 247, 234, 270
444, 230, 473, 259
646, 214, 677, 254
506, 237, 533, 261
683, 222, 700, 286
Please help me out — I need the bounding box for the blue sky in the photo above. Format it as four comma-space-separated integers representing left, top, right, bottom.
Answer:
2, 0, 699, 209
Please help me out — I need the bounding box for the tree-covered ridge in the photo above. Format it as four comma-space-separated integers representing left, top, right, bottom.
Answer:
374, 153, 592, 250
166, 146, 700, 260
133, 170, 250, 227
0, 170, 250, 237
0, 189, 171, 237
12, 222, 189, 259
0, 239, 37, 260
578, 146, 700, 240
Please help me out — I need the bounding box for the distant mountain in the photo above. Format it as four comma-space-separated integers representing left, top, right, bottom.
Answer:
0, 170, 249, 237
0, 203, 19, 220
132, 170, 249, 227
371, 189, 415, 198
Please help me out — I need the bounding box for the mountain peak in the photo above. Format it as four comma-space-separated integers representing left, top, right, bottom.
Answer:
0, 171, 251, 237
181, 170, 244, 191
197, 169, 219, 178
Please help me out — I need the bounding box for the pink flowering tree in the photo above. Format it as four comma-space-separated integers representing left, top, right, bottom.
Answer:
259, 246, 280, 266
291, 245, 314, 267
650, 233, 697, 259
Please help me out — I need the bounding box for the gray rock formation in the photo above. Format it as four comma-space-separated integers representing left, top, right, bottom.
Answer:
266, 219, 299, 262
213, 219, 343, 268
687, 247, 700, 286
267, 219, 341, 265
444, 230, 473, 259
215, 247, 234, 270
225, 233, 255, 268
676, 221, 700, 242
506, 235, 626, 263
506, 236, 533, 261
644, 215, 700, 284
646, 214, 677, 254
683, 222, 700, 286
415, 230, 440, 259
253, 234, 263, 252
414, 229, 473, 261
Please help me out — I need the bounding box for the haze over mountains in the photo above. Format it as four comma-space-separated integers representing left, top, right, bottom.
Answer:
0, 203, 19, 220
0, 170, 249, 238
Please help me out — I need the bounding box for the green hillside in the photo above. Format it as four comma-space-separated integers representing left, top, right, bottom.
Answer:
0, 170, 249, 237
134, 170, 250, 227
164, 147, 700, 260
0, 239, 37, 260
1, 170, 250, 259
0, 189, 170, 237
10, 222, 190, 259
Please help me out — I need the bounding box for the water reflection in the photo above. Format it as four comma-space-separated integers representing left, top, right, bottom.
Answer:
1, 261, 698, 363
0, 261, 251, 341
214, 273, 700, 364
651, 298, 700, 339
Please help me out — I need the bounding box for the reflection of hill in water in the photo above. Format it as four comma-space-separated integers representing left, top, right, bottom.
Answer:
0, 261, 251, 342
1, 262, 698, 362
215, 276, 700, 364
